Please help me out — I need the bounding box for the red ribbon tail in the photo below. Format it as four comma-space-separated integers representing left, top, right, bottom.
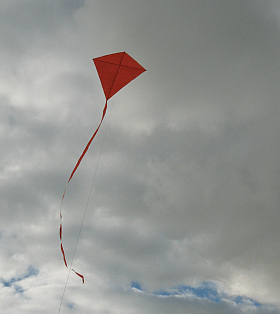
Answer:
68, 100, 108, 183
60, 243, 68, 268
72, 269, 84, 284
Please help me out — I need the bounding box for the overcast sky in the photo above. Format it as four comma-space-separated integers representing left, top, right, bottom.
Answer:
1, 0, 280, 313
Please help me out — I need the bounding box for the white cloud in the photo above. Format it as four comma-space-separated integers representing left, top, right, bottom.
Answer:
1, 0, 280, 313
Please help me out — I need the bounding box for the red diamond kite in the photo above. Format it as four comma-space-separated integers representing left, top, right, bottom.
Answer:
59, 52, 146, 283
94, 51, 146, 100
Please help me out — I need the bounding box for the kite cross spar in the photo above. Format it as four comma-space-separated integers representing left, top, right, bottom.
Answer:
59, 52, 146, 283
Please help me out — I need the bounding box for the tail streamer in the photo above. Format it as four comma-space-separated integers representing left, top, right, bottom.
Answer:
68, 100, 108, 183
59, 100, 108, 283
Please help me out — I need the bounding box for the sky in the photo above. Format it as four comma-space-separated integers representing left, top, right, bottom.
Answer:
1, 0, 280, 313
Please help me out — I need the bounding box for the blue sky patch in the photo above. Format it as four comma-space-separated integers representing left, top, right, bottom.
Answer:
152, 281, 222, 301
131, 280, 264, 308
67, 303, 74, 309
233, 295, 261, 307
131, 281, 142, 290
175, 282, 222, 302
1, 265, 39, 293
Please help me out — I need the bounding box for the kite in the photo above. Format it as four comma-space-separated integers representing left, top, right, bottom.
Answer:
59, 52, 146, 283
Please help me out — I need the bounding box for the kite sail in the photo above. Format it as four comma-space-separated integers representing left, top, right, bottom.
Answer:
59, 52, 146, 283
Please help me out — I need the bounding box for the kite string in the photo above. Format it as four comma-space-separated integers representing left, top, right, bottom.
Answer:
58, 98, 114, 314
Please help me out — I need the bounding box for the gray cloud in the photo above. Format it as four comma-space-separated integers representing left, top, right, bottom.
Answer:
1, 0, 280, 312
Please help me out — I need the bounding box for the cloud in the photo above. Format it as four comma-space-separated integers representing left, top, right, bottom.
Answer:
1, 0, 280, 313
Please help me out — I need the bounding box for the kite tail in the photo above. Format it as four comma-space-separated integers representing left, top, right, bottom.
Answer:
68, 99, 108, 183
59, 100, 108, 283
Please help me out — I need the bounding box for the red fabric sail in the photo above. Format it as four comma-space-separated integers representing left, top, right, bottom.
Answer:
59, 52, 145, 284
93, 52, 146, 100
